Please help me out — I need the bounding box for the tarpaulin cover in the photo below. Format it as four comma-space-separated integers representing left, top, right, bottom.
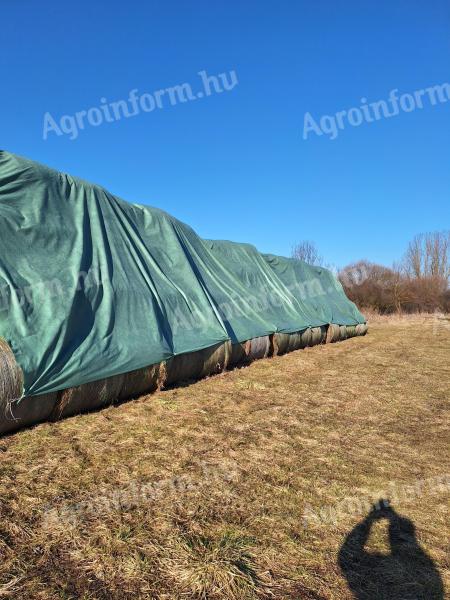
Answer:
0, 151, 365, 396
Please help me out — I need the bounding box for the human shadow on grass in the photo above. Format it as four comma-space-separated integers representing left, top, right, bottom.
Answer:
338, 501, 444, 600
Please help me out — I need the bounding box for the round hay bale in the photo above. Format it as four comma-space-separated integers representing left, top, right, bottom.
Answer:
286, 331, 303, 352
0, 338, 24, 405
0, 338, 26, 435
199, 341, 231, 378
300, 328, 312, 348
269, 334, 275, 357
326, 324, 340, 343
273, 333, 290, 356
346, 325, 357, 338
165, 351, 204, 386
228, 342, 250, 367
319, 325, 328, 343
248, 336, 271, 360
309, 327, 323, 346
118, 362, 163, 401
339, 325, 347, 341
165, 342, 230, 387
355, 323, 368, 336
1, 392, 58, 435
53, 372, 125, 419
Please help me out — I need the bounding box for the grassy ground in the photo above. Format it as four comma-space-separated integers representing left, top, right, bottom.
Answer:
0, 316, 448, 599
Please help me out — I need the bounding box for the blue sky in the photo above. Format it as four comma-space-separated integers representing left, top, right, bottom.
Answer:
2, 0, 449, 268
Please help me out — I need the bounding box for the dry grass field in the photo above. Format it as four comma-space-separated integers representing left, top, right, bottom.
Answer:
0, 316, 449, 599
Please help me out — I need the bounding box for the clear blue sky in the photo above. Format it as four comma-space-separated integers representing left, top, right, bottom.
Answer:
2, 0, 449, 268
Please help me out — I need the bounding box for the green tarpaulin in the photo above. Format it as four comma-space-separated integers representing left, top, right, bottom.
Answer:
0, 151, 365, 396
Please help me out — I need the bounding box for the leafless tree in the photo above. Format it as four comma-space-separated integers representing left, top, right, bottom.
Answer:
291, 241, 324, 266
391, 262, 411, 313
315, 231, 449, 314
404, 231, 450, 280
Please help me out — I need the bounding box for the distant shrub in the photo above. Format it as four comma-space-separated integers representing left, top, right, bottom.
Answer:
339, 260, 448, 314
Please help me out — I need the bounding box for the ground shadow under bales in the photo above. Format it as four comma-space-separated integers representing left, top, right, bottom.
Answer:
338, 502, 444, 600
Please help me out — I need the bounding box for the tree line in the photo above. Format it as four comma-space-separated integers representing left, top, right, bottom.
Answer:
292, 231, 450, 314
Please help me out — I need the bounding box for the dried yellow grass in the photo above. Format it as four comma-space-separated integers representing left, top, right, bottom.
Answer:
0, 316, 447, 598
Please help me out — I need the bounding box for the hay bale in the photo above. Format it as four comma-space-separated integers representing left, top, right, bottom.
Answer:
248, 336, 271, 360
281, 330, 308, 353
165, 352, 201, 386
355, 323, 368, 336
269, 334, 275, 357
273, 333, 290, 356
346, 325, 357, 338
326, 324, 341, 343
228, 341, 250, 367
310, 327, 324, 346
200, 341, 231, 378
53, 372, 125, 419
283, 333, 296, 354
0, 338, 24, 406
118, 362, 164, 401
165, 342, 230, 387
0, 338, 26, 434
300, 328, 312, 348
275, 329, 324, 354
1, 392, 58, 435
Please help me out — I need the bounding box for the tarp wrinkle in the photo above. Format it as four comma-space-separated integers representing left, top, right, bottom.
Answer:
0, 151, 365, 396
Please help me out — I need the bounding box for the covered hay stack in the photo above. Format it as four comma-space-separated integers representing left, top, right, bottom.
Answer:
0, 323, 369, 434
0, 151, 368, 434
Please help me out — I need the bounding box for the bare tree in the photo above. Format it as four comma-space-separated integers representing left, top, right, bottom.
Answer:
404, 231, 450, 280
391, 262, 411, 313
337, 231, 449, 314
291, 241, 324, 266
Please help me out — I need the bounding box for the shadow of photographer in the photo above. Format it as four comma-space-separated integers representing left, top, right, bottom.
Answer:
338, 501, 444, 599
